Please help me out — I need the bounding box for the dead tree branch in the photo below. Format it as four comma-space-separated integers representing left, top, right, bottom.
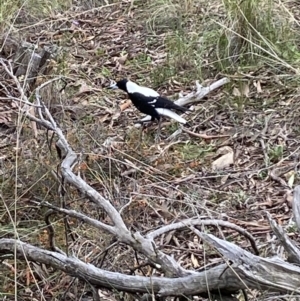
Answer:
196, 232, 300, 294
266, 210, 300, 264
175, 78, 230, 106
147, 218, 259, 255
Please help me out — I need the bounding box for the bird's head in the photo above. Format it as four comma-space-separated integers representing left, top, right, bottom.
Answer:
108, 79, 128, 92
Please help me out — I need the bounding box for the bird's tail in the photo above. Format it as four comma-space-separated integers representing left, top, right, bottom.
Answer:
173, 104, 190, 113
159, 97, 190, 112
155, 108, 187, 124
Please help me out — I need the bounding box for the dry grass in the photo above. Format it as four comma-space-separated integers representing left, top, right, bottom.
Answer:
1, 0, 300, 300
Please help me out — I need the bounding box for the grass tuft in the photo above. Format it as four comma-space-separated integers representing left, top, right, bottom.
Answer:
0, 0, 72, 32
217, 0, 300, 70
146, 0, 197, 34
145, 0, 300, 86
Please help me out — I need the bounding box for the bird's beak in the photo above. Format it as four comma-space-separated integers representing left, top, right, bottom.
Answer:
107, 82, 118, 90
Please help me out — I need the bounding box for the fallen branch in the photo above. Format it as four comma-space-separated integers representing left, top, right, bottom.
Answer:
266, 210, 300, 265
0, 238, 241, 296
1, 235, 300, 295
175, 78, 230, 106
293, 185, 300, 232
197, 232, 300, 294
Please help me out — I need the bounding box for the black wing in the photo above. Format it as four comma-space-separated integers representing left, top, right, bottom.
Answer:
128, 93, 160, 120
152, 96, 188, 113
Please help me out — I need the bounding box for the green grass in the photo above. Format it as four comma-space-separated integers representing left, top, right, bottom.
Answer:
146, 0, 197, 34
268, 144, 284, 163
0, 0, 72, 27
144, 0, 300, 88
150, 30, 204, 86
217, 0, 300, 70
173, 142, 213, 161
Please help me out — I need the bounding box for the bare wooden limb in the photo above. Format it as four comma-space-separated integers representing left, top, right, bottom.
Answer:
34, 200, 118, 236
293, 185, 300, 232
175, 78, 230, 106
198, 232, 300, 294
266, 211, 300, 264
147, 218, 259, 255
1, 237, 300, 295
0, 238, 240, 296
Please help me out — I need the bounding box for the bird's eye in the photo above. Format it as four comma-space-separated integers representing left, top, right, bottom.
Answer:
110, 80, 117, 86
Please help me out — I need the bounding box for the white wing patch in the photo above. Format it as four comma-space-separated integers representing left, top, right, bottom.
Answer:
148, 99, 157, 107
126, 81, 159, 97
155, 108, 187, 124
138, 109, 187, 124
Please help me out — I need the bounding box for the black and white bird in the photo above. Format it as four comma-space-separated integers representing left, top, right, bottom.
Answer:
108, 79, 190, 127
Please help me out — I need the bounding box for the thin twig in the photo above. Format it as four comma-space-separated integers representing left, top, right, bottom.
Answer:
182, 128, 231, 139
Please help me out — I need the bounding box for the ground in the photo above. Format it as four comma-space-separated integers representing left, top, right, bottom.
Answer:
0, 0, 300, 300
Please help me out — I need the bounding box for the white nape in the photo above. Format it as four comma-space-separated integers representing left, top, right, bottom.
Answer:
126, 81, 159, 97
155, 108, 187, 124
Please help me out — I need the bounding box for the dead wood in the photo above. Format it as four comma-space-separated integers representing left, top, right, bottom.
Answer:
195, 229, 300, 294
293, 185, 300, 232
266, 210, 300, 265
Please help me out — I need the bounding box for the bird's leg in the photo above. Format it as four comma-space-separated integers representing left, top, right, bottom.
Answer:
133, 120, 148, 150
134, 123, 144, 151
155, 118, 162, 143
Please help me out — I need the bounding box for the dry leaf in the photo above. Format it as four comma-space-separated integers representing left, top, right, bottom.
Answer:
288, 172, 295, 188
118, 53, 128, 64
232, 84, 249, 97
83, 35, 95, 42
254, 80, 262, 93
119, 100, 131, 111
221, 174, 229, 184
232, 87, 241, 97
216, 146, 233, 155
212, 152, 234, 170
191, 253, 200, 268
241, 83, 250, 97
286, 191, 293, 208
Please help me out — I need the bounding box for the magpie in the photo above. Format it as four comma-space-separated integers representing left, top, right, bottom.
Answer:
108, 79, 190, 131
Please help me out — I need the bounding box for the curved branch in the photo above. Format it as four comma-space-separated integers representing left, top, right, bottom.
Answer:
147, 218, 259, 255
0, 238, 239, 295
198, 233, 300, 294
1, 238, 299, 295
175, 78, 230, 106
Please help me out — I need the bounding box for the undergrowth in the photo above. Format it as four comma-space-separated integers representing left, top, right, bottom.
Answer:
145, 0, 300, 86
